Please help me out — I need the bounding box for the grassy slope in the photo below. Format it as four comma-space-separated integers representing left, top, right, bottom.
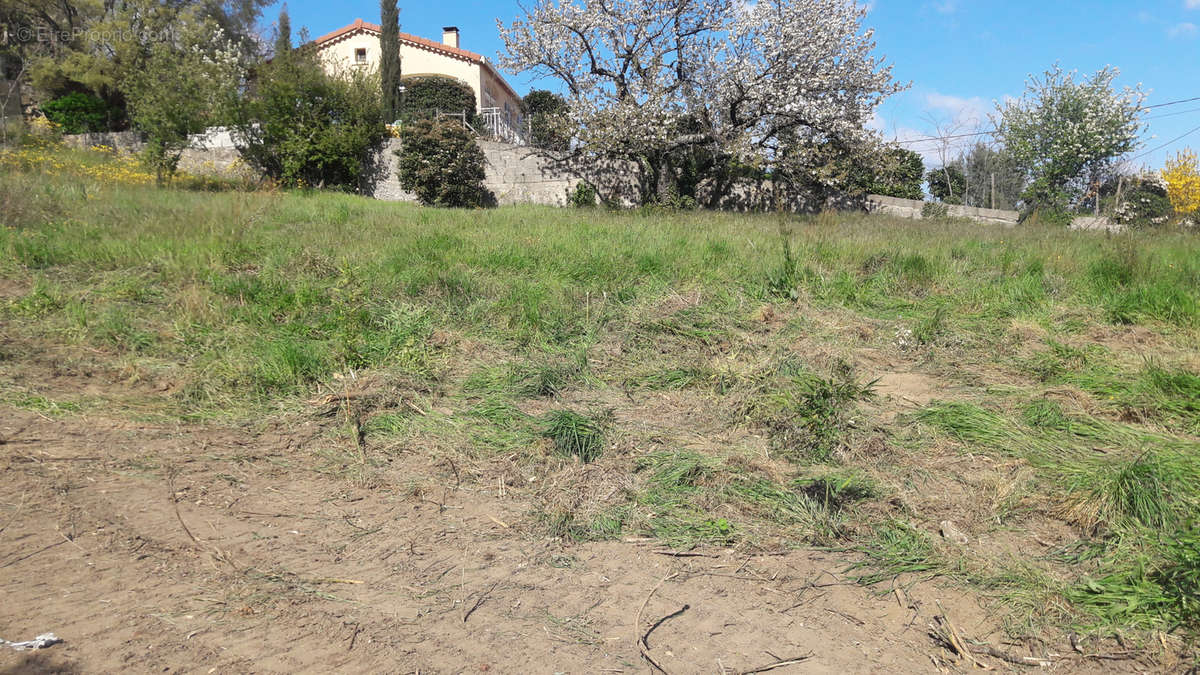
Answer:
2, 146, 1200, 651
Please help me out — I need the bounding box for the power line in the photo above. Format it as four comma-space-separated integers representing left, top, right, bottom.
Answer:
1146, 106, 1200, 120
1127, 122, 1200, 162
1143, 95, 1200, 110
881, 96, 1200, 151
889, 129, 995, 146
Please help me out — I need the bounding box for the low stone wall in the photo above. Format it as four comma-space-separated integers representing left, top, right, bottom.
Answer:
62, 130, 144, 153
368, 140, 642, 207
62, 129, 252, 178
1069, 216, 1124, 233
865, 194, 1020, 226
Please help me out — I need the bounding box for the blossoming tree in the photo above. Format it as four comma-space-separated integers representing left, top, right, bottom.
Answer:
992, 65, 1144, 214
498, 0, 903, 204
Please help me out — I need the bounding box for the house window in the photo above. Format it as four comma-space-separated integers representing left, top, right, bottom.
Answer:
355, 48, 367, 64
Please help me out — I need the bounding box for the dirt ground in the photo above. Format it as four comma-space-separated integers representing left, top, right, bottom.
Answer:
0, 404, 1141, 675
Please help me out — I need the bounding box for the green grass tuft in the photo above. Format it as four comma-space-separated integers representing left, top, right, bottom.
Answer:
541, 409, 608, 463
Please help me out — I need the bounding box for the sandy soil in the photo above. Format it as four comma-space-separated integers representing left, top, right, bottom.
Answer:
0, 407, 1125, 674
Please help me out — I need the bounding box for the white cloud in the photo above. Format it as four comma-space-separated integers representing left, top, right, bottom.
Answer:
932, 0, 957, 13
1187, 0, 1200, 10
1169, 21, 1198, 37
924, 92, 990, 127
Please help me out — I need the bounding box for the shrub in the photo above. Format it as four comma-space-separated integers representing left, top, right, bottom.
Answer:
569, 180, 597, 207
1104, 172, 1173, 227
926, 164, 966, 204
921, 201, 949, 219
524, 89, 570, 152
124, 29, 242, 185
230, 47, 385, 189
398, 75, 480, 128
41, 93, 120, 134
1162, 148, 1200, 215
396, 118, 493, 207
855, 147, 924, 200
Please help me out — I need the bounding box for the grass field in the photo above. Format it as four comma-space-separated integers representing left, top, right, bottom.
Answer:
3, 145, 1200, 663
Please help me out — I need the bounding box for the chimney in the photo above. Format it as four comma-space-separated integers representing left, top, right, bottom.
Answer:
441, 26, 459, 49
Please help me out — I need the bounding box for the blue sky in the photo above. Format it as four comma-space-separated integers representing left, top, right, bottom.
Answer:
269, 0, 1200, 169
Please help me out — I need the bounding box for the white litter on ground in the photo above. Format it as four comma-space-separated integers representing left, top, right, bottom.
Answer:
0, 633, 63, 651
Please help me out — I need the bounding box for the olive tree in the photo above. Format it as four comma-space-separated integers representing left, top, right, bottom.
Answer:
992, 65, 1144, 215
499, 0, 903, 204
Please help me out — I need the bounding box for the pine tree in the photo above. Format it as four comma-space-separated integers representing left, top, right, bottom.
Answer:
380, 0, 402, 122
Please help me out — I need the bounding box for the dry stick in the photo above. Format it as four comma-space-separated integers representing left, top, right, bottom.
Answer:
973, 645, 1051, 667
463, 581, 500, 623
169, 479, 203, 549
935, 601, 991, 670
634, 572, 679, 675
737, 653, 814, 674
642, 604, 689, 650
653, 550, 717, 558
0, 493, 27, 537
0, 539, 67, 569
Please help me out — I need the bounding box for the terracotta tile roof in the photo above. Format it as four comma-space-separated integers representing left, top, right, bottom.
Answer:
313, 18, 483, 64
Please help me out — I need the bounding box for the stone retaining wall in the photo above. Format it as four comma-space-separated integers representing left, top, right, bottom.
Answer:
865, 194, 1020, 226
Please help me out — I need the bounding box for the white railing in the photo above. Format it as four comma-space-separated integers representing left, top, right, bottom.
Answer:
480, 107, 528, 146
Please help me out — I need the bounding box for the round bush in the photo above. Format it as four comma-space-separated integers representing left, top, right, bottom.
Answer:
396, 118, 493, 208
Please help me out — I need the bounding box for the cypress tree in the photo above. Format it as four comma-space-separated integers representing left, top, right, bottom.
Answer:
274, 5, 292, 58
380, 0, 402, 122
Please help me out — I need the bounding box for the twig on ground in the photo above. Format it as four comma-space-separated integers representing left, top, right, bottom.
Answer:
463, 581, 500, 623
0, 539, 66, 569
653, 550, 717, 558
825, 608, 865, 626
634, 572, 679, 674
0, 493, 27, 537
55, 526, 88, 555
973, 645, 1051, 667
933, 600, 991, 670
168, 477, 203, 549
642, 604, 689, 650
737, 653, 814, 674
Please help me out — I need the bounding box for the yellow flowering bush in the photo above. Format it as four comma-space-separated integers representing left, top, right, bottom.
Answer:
1162, 148, 1200, 215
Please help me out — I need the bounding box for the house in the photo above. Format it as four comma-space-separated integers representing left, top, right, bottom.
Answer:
313, 19, 527, 144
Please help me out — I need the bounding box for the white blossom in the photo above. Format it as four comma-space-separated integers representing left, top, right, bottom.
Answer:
498, 0, 904, 190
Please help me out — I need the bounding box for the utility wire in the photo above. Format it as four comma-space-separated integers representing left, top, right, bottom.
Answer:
1143, 95, 1200, 110
1127, 123, 1200, 162
1145, 106, 1200, 120
890, 130, 995, 146
887, 98, 1200, 148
